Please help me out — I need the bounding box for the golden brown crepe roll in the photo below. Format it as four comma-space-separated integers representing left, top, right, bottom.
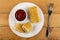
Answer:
14, 23, 24, 33
22, 22, 33, 33
28, 6, 40, 23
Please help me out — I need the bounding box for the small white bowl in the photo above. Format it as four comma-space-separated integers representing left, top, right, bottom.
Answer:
14, 9, 28, 24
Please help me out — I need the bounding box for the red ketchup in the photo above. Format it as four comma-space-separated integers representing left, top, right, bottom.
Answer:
15, 9, 26, 21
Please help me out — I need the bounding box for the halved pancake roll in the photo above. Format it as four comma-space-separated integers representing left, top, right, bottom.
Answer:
14, 23, 24, 33
22, 22, 33, 33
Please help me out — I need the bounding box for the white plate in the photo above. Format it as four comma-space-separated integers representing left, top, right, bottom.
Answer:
9, 2, 44, 38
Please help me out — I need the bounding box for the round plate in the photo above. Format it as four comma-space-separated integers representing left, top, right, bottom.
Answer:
9, 2, 44, 38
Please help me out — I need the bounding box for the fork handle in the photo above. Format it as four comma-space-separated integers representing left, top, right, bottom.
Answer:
46, 15, 50, 37
46, 26, 50, 37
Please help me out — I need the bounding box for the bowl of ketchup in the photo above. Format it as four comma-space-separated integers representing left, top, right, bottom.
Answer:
15, 9, 26, 21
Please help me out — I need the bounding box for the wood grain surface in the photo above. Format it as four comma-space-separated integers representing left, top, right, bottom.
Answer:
0, 0, 60, 40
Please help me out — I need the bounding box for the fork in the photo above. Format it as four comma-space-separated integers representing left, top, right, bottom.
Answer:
46, 3, 54, 37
